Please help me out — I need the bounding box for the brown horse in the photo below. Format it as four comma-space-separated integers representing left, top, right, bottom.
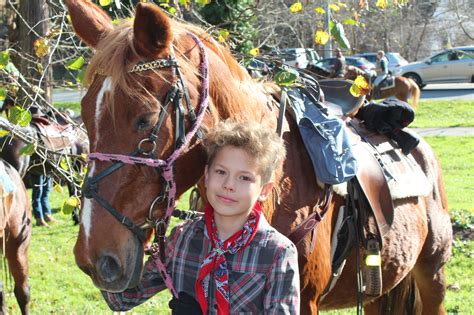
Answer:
345, 65, 421, 108
67, 1, 452, 313
0, 159, 31, 314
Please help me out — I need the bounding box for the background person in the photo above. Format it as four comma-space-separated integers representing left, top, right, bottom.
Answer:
332, 48, 346, 78
101, 120, 300, 314
32, 173, 55, 227
374, 50, 389, 87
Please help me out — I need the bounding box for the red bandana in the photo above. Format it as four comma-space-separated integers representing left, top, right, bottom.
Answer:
195, 202, 261, 315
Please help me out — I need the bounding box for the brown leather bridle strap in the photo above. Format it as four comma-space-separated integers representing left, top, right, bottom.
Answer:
287, 184, 333, 247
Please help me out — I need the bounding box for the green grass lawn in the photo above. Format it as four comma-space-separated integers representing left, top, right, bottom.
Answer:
411, 100, 474, 128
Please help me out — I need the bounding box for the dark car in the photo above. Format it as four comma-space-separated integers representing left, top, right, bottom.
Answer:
314, 57, 376, 77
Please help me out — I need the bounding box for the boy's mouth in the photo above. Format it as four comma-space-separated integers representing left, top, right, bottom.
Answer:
217, 194, 237, 203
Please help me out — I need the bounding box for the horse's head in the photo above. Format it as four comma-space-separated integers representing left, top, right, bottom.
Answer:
66, 0, 271, 292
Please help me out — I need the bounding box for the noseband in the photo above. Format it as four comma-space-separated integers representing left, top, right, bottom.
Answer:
83, 32, 209, 249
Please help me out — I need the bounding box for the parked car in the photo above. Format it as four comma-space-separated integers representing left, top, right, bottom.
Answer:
313, 56, 376, 77
353, 52, 408, 73
271, 48, 320, 69
393, 46, 474, 88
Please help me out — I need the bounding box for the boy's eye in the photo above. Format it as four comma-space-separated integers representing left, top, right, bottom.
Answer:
215, 169, 225, 175
240, 175, 252, 181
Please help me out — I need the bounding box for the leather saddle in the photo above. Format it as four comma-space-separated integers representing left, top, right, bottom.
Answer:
319, 79, 365, 117
31, 117, 73, 151
319, 80, 394, 237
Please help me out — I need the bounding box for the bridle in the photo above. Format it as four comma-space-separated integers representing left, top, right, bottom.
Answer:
82, 32, 209, 296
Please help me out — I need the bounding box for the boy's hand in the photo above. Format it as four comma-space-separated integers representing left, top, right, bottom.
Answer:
169, 292, 203, 315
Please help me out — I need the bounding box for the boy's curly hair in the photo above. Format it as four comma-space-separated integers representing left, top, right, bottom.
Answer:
203, 120, 286, 183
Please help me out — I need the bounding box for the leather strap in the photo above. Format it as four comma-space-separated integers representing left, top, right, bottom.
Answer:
287, 185, 333, 246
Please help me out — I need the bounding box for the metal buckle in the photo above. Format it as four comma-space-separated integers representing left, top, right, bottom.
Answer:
138, 138, 157, 156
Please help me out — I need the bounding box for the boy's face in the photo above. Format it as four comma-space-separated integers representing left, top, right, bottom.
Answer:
204, 146, 272, 223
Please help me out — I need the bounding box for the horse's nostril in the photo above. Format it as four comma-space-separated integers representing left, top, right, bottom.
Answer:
97, 255, 121, 283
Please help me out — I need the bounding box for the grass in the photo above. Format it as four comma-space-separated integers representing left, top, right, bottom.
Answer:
411, 100, 474, 128
424, 137, 474, 211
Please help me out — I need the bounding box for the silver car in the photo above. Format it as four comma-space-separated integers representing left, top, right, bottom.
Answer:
393, 46, 474, 88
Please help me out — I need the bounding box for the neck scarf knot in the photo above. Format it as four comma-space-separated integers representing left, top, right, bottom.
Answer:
195, 202, 261, 315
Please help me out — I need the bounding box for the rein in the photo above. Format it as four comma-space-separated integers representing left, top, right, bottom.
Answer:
83, 32, 209, 298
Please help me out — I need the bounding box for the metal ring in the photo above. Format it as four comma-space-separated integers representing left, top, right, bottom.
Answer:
138, 138, 157, 156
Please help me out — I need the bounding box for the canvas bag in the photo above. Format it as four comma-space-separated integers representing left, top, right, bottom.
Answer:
286, 87, 357, 185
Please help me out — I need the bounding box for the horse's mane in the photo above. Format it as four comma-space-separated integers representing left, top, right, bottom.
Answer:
85, 18, 251, 110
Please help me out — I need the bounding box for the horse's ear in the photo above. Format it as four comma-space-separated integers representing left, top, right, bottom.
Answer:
132, 3, 172, 59
66, 0, 113, 48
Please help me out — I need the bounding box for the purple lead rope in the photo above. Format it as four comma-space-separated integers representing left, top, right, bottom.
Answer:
88, 31, 209, 298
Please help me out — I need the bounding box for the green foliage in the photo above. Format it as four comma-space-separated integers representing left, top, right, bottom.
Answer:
66, 56, 85, 70
19, 143, 36, 156
274, 68, 299, 86
0, 50, 8, 69
199, 0, 256, 53
7, 105, 32, 127
451, 209, 473, 231
330, 21, 350, 49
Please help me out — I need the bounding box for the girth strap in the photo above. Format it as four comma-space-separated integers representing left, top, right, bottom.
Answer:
287, 185, 333, 247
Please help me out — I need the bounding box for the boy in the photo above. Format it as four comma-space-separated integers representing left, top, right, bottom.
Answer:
102, 120, 300, 314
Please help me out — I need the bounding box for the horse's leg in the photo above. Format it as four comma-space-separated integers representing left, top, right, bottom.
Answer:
5, 229, 31, 314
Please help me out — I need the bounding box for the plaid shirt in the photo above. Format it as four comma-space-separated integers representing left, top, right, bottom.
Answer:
102, 215, 300, 314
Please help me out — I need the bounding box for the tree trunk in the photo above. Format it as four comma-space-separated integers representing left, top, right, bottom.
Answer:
17, 0, 52, 106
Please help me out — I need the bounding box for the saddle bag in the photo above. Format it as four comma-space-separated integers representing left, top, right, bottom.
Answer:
286, 87, 357, 184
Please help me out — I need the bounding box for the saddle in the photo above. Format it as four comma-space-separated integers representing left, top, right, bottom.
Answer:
373, 76, 395, 99
31, 117, 73, 151
319, 79, 365, 117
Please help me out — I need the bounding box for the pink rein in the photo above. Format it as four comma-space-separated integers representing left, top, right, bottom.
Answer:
87, 32, 209, 298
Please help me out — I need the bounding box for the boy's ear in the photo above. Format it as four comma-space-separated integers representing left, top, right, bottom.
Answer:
258, 182, 273, 201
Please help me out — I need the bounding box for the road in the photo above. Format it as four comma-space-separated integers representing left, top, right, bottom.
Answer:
420, 83, 474, 100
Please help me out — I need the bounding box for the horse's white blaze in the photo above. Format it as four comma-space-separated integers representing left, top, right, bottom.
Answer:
94, 77, 112, 148
82, 162, 96, 242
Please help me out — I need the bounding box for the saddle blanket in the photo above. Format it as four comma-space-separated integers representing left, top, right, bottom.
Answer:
379, 76, 395, 90
377, 147, 430, 199
333, 123, 430, 200
0, 163, 15, 194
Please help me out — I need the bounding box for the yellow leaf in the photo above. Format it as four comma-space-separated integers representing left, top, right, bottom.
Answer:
249, 48, 260, 57
314, 30, 330, 45
329, 4, 340, 11
289, 2, 303, 13
218, 30, 230, 43
350, 75, 370, 97
33, 38, 50, 58
99, 0, 112, 6
0, 129, 10, 137
376, 0, 387, 9
61, 196, 80, 215
54, 184, 64, 193
314, 7, 325, 14
66, 14, 72, 25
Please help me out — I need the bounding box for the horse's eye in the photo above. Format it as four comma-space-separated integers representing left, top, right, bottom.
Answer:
136, 117, 150, 130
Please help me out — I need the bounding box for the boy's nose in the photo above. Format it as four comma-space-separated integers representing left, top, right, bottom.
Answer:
223, 178, 235, 191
